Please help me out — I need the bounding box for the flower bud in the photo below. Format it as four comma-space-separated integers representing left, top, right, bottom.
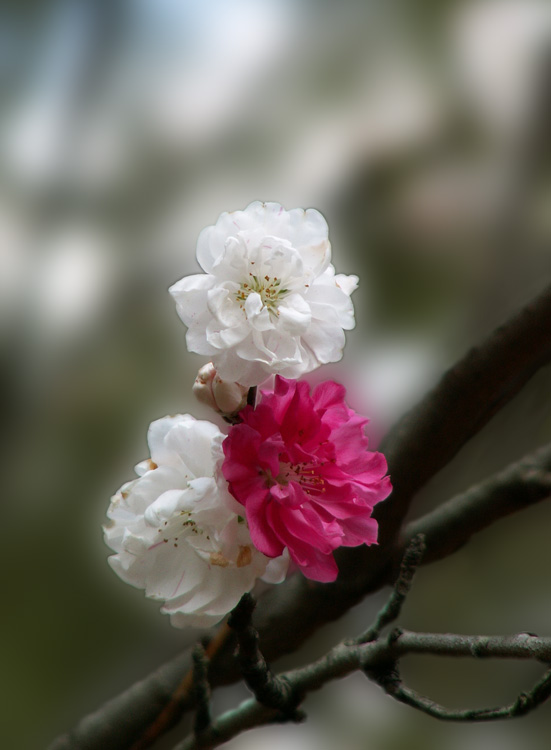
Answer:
193, 363, 218, 410
193, 363, 248, 415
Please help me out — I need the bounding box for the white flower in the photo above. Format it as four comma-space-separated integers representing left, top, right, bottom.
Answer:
169, 201, 358, 386
104, 414, 287, 628
193, 362, 249, 415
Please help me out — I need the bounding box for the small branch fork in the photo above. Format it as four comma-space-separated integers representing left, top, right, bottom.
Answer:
227, 594, 305, 722
175, 535, 551, 749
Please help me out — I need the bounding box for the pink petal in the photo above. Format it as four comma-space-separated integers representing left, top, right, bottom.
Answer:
221, 375, 392, 583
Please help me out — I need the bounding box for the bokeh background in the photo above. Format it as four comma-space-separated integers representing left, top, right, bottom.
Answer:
2, 0, 551, 748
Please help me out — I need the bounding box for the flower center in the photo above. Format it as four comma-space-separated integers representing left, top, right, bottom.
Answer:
272, 460, 327, 496
150, 509, 207, 550
235, 270, 289, 314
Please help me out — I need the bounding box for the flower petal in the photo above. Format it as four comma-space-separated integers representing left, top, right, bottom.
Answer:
105, 414, 288, 628
169, 203, 357, 385
222, 377, 391, 581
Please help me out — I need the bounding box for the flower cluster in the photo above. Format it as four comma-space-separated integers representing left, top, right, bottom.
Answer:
105, 202, 391, 628
169, 201, 358, 386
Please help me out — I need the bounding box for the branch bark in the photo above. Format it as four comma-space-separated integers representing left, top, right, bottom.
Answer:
174, 630, 551, 750
392, 442, 551, 572
49, 281, 551, 750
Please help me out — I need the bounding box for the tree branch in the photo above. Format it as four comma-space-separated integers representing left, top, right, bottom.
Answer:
227, 594, 303, 719
354, 533, 426, 644
128, 625, 233, 750
373, 663, 551, 722
375, 280, 551, 546
49, 283, 551, 750
172, 539, 551, 748
392, 443, 551, 572
173, 630, 551, 749
234, 281, 551, 668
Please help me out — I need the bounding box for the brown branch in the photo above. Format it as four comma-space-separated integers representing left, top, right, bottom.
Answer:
129, 625, 233, 750
375, 280, 551, 546
392, 443, 551, 573
235, 280, 551, 666
48, 283, 551, 750
374, 663, 551, 722
354, 533, 426, 644
173, 630, 551, 750
227, 594, 303, 718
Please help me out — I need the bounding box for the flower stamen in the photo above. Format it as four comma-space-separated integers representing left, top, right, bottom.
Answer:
275, 460, 327, 496
235, 271, 289, 315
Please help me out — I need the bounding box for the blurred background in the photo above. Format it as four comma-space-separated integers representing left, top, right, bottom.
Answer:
1, 0, 551, 748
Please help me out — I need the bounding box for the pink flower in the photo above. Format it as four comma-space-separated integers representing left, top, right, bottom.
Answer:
222, 376, 392, 582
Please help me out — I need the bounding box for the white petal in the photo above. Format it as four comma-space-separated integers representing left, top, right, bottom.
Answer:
298, 239, 331, 278
335, 273, 359, 295
134, 460, 152, 477
144, 542, 199, 600
108, 551, 148, 589
244, 293, 274, 331
169, 274, 214, 326
212, 348, 268, 385
144, 489, 188, 527
148, 415, 193, 466
183, 477, 223, 514
306, 282, 356, 330
262, 330, 303, 364
206, 285, 242, 326
196, 224, 226, 274
213, 236, 251, 279
302, 320, 346, 364
235, 332, 272, 364
253, 203, 329, 253
197, 206, 266, 272
163, 420, 223, 478
186, 320, 219, 356
164, 565, 257, 619
206, 319, 250, 349
277, 294, 311, 334
262, 550, 290, 584
288, 206, 329, 245
123, 466, 189, 514
122, 529, 150, 557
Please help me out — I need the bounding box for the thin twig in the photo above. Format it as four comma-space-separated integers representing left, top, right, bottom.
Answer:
393, 443, 551, 574
355, 533, 426, 644
129, 624, 232, 750
174, 631, 551, 750
228, 594, 304, 719
175, 555, 551, 749
373, 662, 551, 722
